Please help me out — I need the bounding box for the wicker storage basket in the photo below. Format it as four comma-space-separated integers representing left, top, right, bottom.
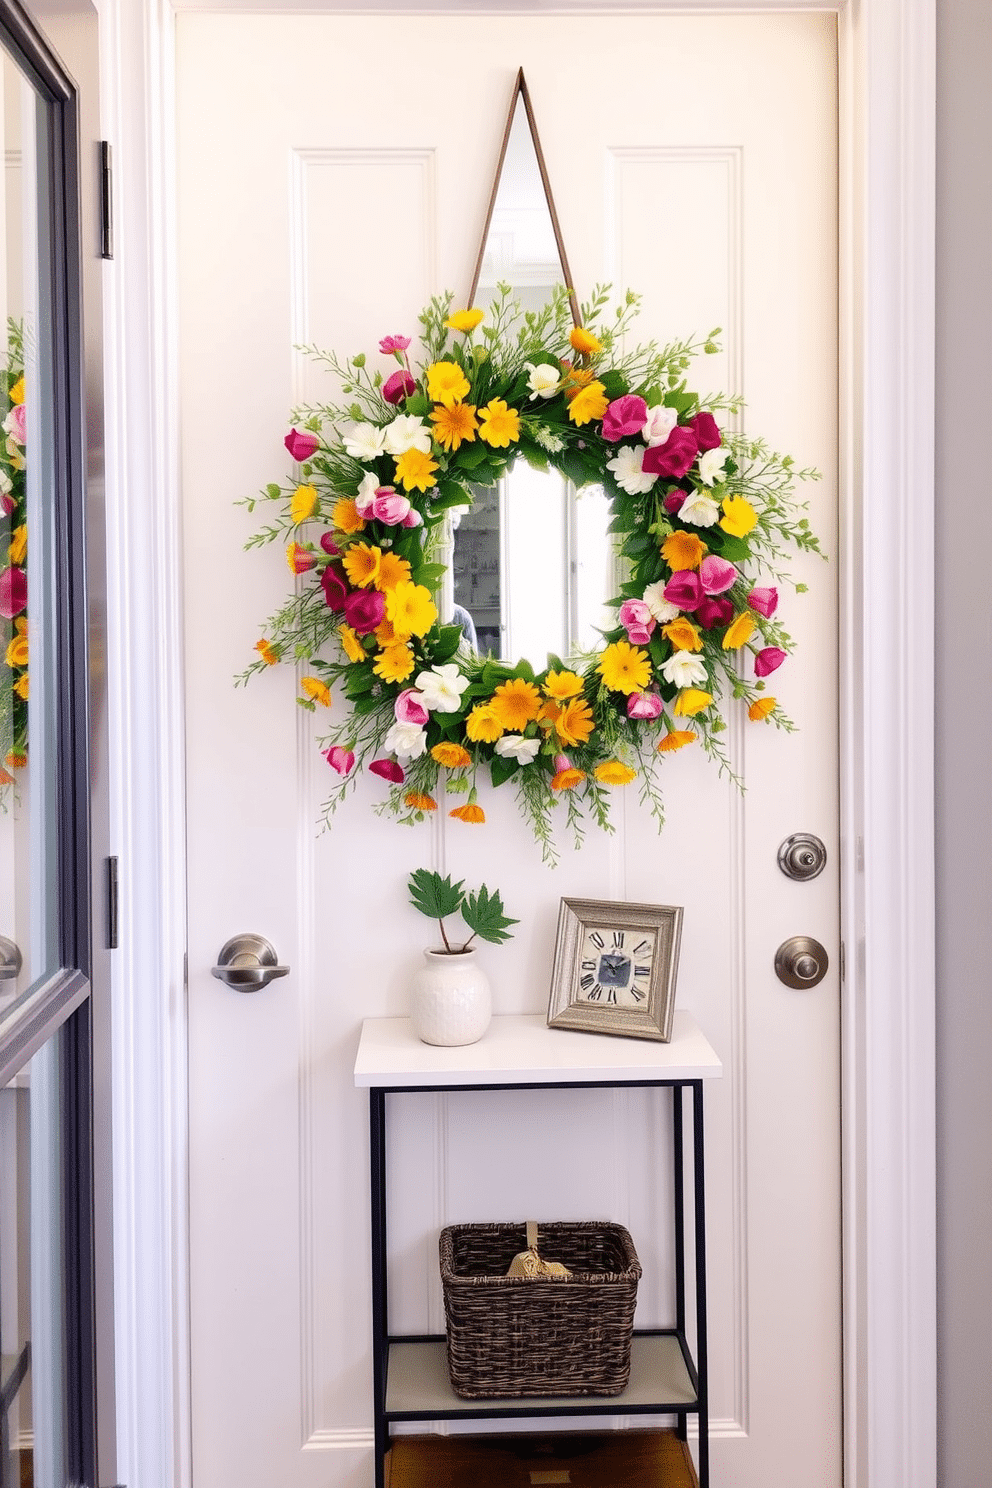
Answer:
439, 1221, 641, 1399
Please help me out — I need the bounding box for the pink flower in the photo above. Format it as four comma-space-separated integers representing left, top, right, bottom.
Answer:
288, 542, 317, 574
320, 562, 349, 611
0, 565, 27, 619
601, 394, 648, 442
379, 335, 411, 356
320, 532, 341, 556
343, 589, 386, 634
618, 598, 656, 644
696, 595, 734, 630
369, 758, 405, 784
627, 691, 664, 720
284, 427, 319, 462
3, 404, 25, 445
401, 507, 424, 528
688, 411, 721, 451
1, 493, 16, 517
663, 570, 704, 611
325, 746, 355, 775
382, 369, 416, 405
553, 754, 572, 774
394, 688, 429, 726
642, 426, 699, 480
663, 489, 687, 514
371, 487, 412, 525
754, 647, 787, 677
699, 555, 738, 595
747, 586, 779, 618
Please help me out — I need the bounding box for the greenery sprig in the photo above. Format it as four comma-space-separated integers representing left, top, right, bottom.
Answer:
408, 868, 517, 954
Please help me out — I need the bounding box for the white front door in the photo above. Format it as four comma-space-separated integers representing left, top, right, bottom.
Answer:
177, 13, 839, 1486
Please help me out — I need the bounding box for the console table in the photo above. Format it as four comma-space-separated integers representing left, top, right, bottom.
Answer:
354, 1011, 722, 1488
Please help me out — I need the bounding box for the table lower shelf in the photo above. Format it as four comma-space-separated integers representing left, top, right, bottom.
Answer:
385, 1333, 698, 1420
385, 1429, 699, 1487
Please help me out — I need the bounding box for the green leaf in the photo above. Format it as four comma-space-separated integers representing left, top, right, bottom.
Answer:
408, 869, 464, 921
489, 753, 518, 788
461, 885, 518, 946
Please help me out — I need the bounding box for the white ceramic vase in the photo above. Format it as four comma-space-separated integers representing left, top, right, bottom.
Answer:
410, 947, 492, 1047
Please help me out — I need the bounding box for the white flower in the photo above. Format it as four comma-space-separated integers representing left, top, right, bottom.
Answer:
525, 362, 562, 399
355, 469, 380, 517
383, 720, 427, 761
606, 444, 658, 496
641, 405, 678, 447
342, 421, 388, 462
679, 491, 721, 527
414, 663, 470, 713
495, 735, 541, 764
697, 448, 731, 487
0, 469, 11, 495
661, 651, 709, 689
384, 414, 431, 456
642, 582, 680, 624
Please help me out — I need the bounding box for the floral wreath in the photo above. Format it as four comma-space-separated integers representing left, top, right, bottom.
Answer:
1, 319, 27, 804
243, 286, 820, 861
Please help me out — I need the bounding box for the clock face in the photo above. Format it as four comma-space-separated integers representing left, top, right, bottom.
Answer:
577, 926, 656, 1007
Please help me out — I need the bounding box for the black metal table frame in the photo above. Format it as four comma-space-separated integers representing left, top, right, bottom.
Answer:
367, 1077, 709, 1488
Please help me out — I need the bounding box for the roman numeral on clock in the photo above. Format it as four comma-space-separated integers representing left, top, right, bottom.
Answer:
613, 930, 625, 948
630, 984, 647, 1001
633, 939, 650, 955
587, 982, 604, 1000
581, 959, 596, 971
580, 973, 594, 991
590, 932, 605, 949
606, 987, 618, 1003
634, 964, 651, 979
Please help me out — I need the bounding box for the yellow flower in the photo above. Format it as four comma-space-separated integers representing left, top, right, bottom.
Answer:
465, 702, 504, 743
658, 730, 696, 753
720, 495, 758, 538
13, 673, 28, 700
449, 802, 486, 823
748, 696, 777, 721
342, 542, 382, 589
9, 375, 24, 405
570, 326, 602, 356
552, 766, 586, 791
5, 619, 28, 669
331, 497, 365, 535
478, 399, 520, 448
385, 581, 438, 639
339, 625, 366, 663
374, 551, 413, 591
594, 760, 637, 785
8, 525, 26, 565
662, 530, 707, 571
722, 611, 756, 650
373, 643, 416, 683
254, 638, 278, 666
673, 688, 713, 717
394, 448, 439, 492
430, 401, 478, 451
375, 617, 398, 646
445, 308, 484, 333
489, 677, 542, 732
432, 742, 472, 768
662, 618, 703, 652
405, 791, 438, 812
597, 640, 652, 695
567, 381, 609, 427
553, 696, 595, 748
426, 360, 471, 407
300, 676, 331, 708
563, 365, 594, 392
5, 751, 26, 770
290, 483, 318, 524
543, 669, 584, 700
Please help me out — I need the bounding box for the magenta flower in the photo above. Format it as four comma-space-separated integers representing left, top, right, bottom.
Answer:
343, 589, 386, 634
696, 595, 735, 630
320, 532, 341, 556
642, 426, 699, 480
325, 746, 355, 775
320, 562, 349, 611
747, 586, 779, 618
0, 565, 28, 619
371, 487, 412, 525
754, 647, 787, 677
284, 427, 319, 462
378, 335, 411, 356
618, 598, 656, 645
699, 555, 738, 595
288, 543, 317, 574
394, 688, 429, 726
369, 758, 405, 784
401, 507, 424, 528
382, 369, 416, 405
1, 493, 15, 517
601, 394, 648, 443
663, 570, 704, 611
627, 691, 664, 720
688, 411, 721, 451
663, 489, 687, 515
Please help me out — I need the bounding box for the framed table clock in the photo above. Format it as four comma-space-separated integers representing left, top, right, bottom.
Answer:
547, 897, 684, 1042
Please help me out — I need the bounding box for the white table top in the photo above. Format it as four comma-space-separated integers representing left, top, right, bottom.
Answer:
354, 1010, 722, 1088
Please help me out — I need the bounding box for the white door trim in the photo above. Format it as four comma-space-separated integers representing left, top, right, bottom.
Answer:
100, 3, 935, 1487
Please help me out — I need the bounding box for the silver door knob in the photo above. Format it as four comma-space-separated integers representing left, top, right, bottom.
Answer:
0, 936, 22, 980
775, 936, 829, 989
211, 934, 290, 993
778, 833, 827, 881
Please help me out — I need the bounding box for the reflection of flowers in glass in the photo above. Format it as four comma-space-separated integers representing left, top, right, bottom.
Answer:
5, 617, 28, 668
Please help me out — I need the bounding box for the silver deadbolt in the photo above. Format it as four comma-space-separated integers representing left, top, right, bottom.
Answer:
0, 936, 22, 981
778, 833, 827, 881
211, 934, 290, 993
775, 936, 829, 989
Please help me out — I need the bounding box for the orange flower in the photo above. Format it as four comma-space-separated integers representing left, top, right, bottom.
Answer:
562, 364, 594, 393
553, 696, 595, 748
331, 497, 365, 535
594, 760, 636, 785
300, 677, 331, 708
432, 742, 472, 769
287, 541, 317, 574
450, 802, 485, 823
373, 643, 416, 683
658, 730, 696, 753
489, 677, 542, 731
255, 638, 278, 666
374, 551, 413, 592
551, 766, 586, 791
673, 688, 713, 717
748, 696, 777, 721
543, 669, 584, 700
662, 530, 708, 572
570, 326, 602, 356
375, 616, 398, 646
430, 402, 478, 451
465, 702, 504, 743
339, 625, 366, 663
567, 381, 609, 427
394, 448, 439, 492
5, 751, 27, 770
662, 619, 703, 653
405, 791, 438, 812
342, 542, 382, 589
0, 767, 14, 786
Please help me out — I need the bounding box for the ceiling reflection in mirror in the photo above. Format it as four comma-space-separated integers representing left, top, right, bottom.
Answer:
453, 72, 613, 663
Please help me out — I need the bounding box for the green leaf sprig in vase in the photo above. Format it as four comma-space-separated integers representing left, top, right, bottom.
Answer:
407, 868, 517, 1046
408, 867, 517, 953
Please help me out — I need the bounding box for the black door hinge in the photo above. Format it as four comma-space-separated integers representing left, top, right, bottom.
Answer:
100, 140, 113, 259
106, 855, 119, 949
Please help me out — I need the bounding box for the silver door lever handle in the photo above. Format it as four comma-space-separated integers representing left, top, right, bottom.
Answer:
0, 935, 22, 980
211, 934, 289, 992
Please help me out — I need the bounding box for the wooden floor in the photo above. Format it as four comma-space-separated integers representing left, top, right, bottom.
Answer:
385, 1430, 698, 1487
